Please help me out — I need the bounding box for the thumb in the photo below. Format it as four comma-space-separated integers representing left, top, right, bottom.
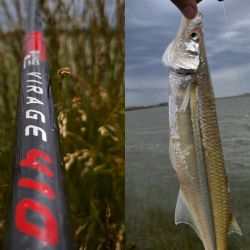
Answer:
171, 0, 199, 19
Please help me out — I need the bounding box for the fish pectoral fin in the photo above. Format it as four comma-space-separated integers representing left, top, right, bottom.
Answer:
175, 189, 201, 239
180, 83, 191, 112
228, 215, 242, 236
169, 138, 177, 171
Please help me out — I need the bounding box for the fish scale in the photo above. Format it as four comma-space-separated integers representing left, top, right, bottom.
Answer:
190, 82, 216, 250
197, 68, 230, 249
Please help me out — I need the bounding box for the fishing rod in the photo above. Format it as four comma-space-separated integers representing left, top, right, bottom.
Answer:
4, 0, 74, 249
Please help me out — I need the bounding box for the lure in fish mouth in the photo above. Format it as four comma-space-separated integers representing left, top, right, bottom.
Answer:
163, 12, 203, 75
162, 12, 242, 250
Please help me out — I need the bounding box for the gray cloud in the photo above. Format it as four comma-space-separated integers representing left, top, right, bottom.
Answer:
126, 0, 250, 106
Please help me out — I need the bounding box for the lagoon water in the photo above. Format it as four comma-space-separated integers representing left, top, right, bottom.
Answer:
126, 96, 250, 250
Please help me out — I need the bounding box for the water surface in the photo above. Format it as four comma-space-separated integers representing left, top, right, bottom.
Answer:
126, 96, 250, 250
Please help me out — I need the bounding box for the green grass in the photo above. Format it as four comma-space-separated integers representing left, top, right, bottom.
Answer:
126, 197, 246, 250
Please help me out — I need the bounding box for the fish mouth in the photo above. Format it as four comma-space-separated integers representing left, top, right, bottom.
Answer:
182, 12, 203, 28
192, 12, 203, 26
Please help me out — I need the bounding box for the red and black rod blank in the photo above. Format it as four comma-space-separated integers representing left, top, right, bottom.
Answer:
4, 1, 74, 249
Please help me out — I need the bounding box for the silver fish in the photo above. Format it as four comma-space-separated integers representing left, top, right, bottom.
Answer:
162, 13, 242, 250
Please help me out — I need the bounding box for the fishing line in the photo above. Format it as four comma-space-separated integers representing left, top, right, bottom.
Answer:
221, 0, 244, 94
109, 0, 116, 25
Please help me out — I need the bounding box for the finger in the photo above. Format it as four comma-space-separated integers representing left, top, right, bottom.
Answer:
171, 0, 199, 19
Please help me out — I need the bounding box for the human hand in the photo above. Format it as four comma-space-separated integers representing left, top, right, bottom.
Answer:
171, 0, 202, 19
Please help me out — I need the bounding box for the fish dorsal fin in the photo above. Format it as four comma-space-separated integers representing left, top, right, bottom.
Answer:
169, 138, 177, 171
228, 215, 242, 236
175, 189, 202, 239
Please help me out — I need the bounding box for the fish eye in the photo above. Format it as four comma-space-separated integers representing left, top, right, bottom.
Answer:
190, 32, 199, 41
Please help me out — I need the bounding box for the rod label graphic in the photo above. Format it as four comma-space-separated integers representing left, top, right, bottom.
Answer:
24, 71, 47, 142
23, 31, 47, 69
16, 148, 58, 246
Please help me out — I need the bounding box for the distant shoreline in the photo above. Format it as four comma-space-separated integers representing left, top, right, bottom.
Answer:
126, 93, 250, 111
126, 102, 167, 111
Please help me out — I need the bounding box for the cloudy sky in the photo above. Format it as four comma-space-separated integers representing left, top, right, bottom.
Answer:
126, 0, 250, 107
